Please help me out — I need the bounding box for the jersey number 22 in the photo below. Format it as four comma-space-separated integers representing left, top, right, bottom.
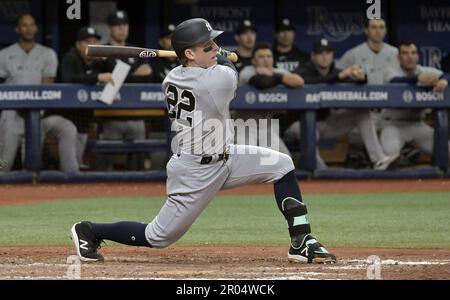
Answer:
165, 84, 196, 126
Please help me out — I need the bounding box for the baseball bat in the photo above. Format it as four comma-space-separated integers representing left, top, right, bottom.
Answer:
86, 45, 238, 63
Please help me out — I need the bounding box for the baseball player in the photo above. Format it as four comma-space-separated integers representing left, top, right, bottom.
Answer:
0, 13, 78, 173
285, 38, 370, 170
273, 18, 309, 73
150, 23, 179, 83
43, 26, 112, 170
236, 43, 304, 156
71, 18, 336, 264
333, 18, 399, 169
336, 18, 399, 84
100, 11, 150, 170
379, 41, 449, 160
233, 19, 257, 73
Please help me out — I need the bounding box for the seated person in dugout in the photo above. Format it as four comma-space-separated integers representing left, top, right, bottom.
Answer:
98, 11, 162, 171
379, 41, 449, 163
273, 18, 309, 72
233, 19, 257, 74
43, 27, 113, 170
285, 38, 396, 170
237, 43, 304, 156
150, 23, 179, 83
0, 13, 78, 173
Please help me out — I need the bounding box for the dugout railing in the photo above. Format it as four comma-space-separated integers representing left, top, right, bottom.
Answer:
0, 83, 449, 182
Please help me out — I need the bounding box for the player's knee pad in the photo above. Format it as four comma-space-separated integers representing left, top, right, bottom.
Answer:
281, 197, 311, 237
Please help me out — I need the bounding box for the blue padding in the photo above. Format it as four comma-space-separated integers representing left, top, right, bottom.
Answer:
295, 170, 310, 180
86, 139, 169, 153
447, 169, 450, 178
38, 171, 167, 183
314, 167, 442, 179
1, 84, 449, 109
0, 171, 34, 183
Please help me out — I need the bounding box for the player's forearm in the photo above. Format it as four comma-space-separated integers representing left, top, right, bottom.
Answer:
281, 73, 304, 88
248, 74, 278, 89
418, 73, 439, 86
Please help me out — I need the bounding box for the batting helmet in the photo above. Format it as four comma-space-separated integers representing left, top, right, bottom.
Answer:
171, 18, 224, 57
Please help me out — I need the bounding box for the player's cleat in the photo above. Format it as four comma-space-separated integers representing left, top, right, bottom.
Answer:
71, 221, 104, 262
374, 154, 399, 171
288, 234, 337, 264
402, 147, 421, 164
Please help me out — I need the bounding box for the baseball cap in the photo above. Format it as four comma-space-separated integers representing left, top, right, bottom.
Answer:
106, 10, 129, 26
276, 18, 295, 32
160, 23, 176, 38
312, 38, 334, 53
76, 26, 101, 41
236, 19, 257, 35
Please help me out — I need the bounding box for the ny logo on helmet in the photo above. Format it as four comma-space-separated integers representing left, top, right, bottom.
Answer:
204, 21, 213, 32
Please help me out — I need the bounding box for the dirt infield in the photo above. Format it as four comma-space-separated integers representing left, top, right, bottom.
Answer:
0, 246, 449, 280
1, 179, 450, 279
1, 179, 450, 205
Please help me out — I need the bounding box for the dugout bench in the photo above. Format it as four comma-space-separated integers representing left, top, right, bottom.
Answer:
87, 109, 169, 170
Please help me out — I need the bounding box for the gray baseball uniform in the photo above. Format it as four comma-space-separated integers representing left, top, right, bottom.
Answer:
285, 108, 387, 169
336, 42, 399, 84
380, 65, 450, 159
0, 43, 78, 172
70, 19, 336, 264
144, 63, 294, 248
327, 42, 400, 168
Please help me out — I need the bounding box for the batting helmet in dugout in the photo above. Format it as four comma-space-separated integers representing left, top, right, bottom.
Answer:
171, 18, 224, 57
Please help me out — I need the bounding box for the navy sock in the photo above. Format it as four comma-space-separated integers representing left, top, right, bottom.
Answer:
274, 170, 303, 210
90, 221, 151, 247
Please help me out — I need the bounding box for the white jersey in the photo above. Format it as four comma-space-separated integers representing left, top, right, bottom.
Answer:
0, 43, 58, 84
162, 64, 238, 155
336, 42, 398, 84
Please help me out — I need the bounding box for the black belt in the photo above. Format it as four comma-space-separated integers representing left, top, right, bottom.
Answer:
200, 153, 230, 164
177, 153, 230, 164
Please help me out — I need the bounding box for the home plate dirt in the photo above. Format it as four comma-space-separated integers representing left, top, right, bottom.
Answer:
0, 246, 449, 280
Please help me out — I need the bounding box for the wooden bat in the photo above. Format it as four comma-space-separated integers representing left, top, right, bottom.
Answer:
86, 45, 238, 63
